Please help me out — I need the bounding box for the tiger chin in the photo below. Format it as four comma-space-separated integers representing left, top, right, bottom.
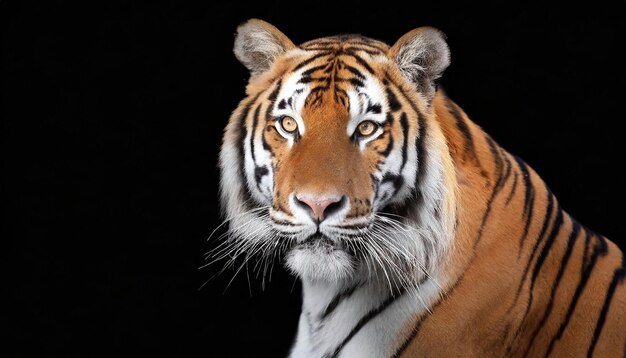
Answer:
217, 19, 625, 358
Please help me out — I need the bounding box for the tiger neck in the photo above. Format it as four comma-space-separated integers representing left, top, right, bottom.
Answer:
290, 274, 443, 358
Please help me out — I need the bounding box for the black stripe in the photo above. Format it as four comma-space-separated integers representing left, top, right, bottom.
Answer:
385, 112, 395, 125
523, 222, 581, 356
501, 149, 513, 188
344, 46, 381, 56
380, 173, 404, 196
530, 205, 565, 288
404, 119, 426, 214
271, 219, 302, 227
260, 81, 282, 157
249, 104, 261, 163
261, 127, 273, 153
512, 204, 565, 348
236, 93, 261, 209
505, 171, 519, 205
320, 283, 363, 320
370, 173, 380, 198
385, 115, 425, 219
301, 46, 337, 52
544, 229, 607, 357
324, 60, 336, 73
301, 40, 337, 46
343, 63, 366, 79
333, 84, 349, 107
300, 64, 328, 77
372, 130, 393, 158
509, 188, 555, 314
242, 79, 280, 203
347, 77, 365, 88
526, 190, 557, 276
399, 112, 409, 170
348, 40, 388, 52
446, 98, 479, 164
381, 74, 426, 218
345, 42, 385, 51
384, 74, 422, 122
325, 289, 406, 358
515, 156, 536, 253
582, 228, 593, 268
389, 274, 465, 358
346, 52, 375, 74
504, 196, 560, 355
474, 136, 507, 248
390, 317, 426, 358
367, 103, 382, 114
301, 39, 339, 47
309, 85, 330, 94
267, 79, 281, 102
587, 251, 625, 358
386, 87, 402, 112
254, 166, 268, 189
298, 76, 323, 84
277, 98, 287, 109
414, 117, 427, 197
293, 52, 332, 71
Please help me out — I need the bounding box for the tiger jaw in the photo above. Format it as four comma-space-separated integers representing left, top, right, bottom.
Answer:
271, 208, 375, 282
284, 233, 358, 282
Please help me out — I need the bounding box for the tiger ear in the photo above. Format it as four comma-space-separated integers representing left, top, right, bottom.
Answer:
389, 27, 450, 101
234, 19, 295, 77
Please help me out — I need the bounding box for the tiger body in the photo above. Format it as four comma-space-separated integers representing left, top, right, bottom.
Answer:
218, 19, 625, 357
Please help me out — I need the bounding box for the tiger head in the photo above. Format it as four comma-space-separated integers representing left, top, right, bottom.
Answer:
219, 19, 457, 287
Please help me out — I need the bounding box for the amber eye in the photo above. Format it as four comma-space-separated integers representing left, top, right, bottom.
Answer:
357, 120, 378, 136
280, 116, 298, 133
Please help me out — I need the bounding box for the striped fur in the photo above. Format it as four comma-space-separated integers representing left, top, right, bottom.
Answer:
217, 19, 626, 357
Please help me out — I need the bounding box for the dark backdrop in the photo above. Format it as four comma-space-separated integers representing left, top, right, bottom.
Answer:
1, 1, 623, 357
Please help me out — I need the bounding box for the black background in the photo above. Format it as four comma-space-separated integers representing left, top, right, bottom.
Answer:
1, 1, 623, 357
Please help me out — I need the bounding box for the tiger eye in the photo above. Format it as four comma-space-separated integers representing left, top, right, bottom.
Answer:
281, 116, 298, 133
357, 121, 377, 136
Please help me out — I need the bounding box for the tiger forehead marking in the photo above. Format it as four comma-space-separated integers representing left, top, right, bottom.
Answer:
271, 36, 390, 129
289, 35, 389, 109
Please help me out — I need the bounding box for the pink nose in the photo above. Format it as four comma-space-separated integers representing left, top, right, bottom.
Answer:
295, 196, 342, 222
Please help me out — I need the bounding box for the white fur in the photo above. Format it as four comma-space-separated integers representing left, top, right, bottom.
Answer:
286, 247, 356, 283
272, 69, 312, 144
289, 273, 444, 358
346, 77, 387, 137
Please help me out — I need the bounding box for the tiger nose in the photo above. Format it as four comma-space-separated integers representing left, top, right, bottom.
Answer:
294, 195, 346, 222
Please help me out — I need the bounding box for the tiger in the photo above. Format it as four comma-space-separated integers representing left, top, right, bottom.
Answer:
216, 19, 626, 357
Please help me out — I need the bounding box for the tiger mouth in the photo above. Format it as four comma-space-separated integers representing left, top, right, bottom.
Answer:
293, 234, 343, 251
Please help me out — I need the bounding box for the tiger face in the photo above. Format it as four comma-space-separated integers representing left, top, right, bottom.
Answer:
219, 19, 456, 285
